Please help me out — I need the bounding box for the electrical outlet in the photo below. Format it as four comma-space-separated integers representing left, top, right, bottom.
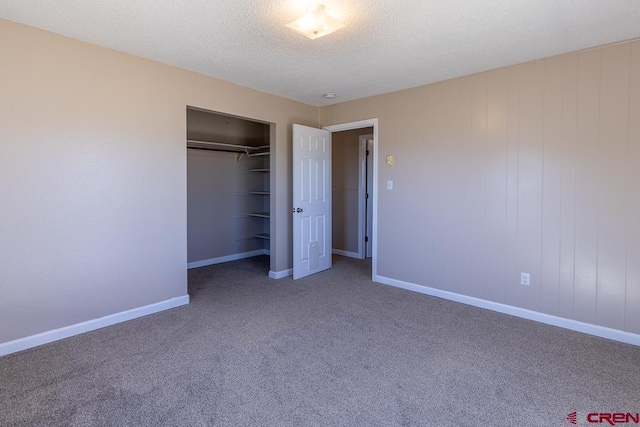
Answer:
387, 180, 393, 190
520, 272, 530, 286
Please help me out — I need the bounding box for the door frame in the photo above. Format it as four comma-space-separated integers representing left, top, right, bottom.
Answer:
362, 136, 374, 259
323, 119, 378, 280
358, 133, 373, 259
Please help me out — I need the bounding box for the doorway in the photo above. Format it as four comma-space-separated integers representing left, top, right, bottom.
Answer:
331, 128, 373, 260
324, 119, 379, 280
291, 119, 378, 280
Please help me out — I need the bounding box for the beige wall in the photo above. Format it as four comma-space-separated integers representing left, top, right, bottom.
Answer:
2, 16, 638, 345
0, 19, 317, 344
321, 40, 640, 335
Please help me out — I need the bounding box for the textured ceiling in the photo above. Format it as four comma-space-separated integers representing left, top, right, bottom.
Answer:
2, 1, 640, 106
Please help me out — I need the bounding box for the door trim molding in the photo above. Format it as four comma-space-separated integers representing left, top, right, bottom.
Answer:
358, 134, 373, 259
323, 119, 379, 280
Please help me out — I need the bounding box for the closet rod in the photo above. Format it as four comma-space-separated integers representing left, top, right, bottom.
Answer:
186, 140, 261, 152
186, 146, 250, 154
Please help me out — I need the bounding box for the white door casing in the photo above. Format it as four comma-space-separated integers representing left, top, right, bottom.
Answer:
366, 138, 374, 258
292, 124, 332, 279
358, 134, 374, 259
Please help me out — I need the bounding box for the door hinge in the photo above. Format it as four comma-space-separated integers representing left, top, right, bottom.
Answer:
366, 193, 369, 199
365, 236, 369, 242
366, 150, 370, 156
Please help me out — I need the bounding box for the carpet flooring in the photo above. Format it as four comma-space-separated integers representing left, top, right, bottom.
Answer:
1, 255, 639, 426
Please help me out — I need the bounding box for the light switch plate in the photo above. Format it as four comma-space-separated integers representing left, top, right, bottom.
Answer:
386, 155, 394, 166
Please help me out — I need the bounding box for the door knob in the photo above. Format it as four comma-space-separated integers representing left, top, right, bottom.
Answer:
295, 208, 303, 213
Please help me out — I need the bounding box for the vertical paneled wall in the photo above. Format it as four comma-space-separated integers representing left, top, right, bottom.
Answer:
321, 39, 640, 335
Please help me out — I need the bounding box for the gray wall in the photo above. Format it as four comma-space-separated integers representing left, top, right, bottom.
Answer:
187, 108, 268, 145
187, 150, 266, 263
187, 109, 269, 263
321, 40, 640, 336
0, 19, 317, 345
332, 128, 372, 254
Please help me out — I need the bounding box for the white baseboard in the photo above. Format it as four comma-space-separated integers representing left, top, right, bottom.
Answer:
269, 269, 293, 279
0, 295, 190, 357
374, 275, 640, 347
187, 249, 268, 269
332, 249, 361, 259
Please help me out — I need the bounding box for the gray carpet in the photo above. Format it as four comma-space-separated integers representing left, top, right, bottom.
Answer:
1, 255, 639, 426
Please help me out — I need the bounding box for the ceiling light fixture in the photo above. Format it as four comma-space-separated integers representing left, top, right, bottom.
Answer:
286, 4, 345, 40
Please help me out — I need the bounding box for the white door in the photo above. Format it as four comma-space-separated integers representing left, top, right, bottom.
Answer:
292, 124, 332, 279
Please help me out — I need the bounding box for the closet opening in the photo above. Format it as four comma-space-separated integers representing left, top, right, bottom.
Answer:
186, 106, 273, 276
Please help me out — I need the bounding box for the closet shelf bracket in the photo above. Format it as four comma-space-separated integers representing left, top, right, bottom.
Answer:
235, 151, 250, 162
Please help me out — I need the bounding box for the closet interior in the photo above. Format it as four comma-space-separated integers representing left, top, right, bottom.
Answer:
186, 107, 271, 273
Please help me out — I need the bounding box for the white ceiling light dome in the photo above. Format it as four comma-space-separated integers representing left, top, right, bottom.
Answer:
286, 4, 345, 40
